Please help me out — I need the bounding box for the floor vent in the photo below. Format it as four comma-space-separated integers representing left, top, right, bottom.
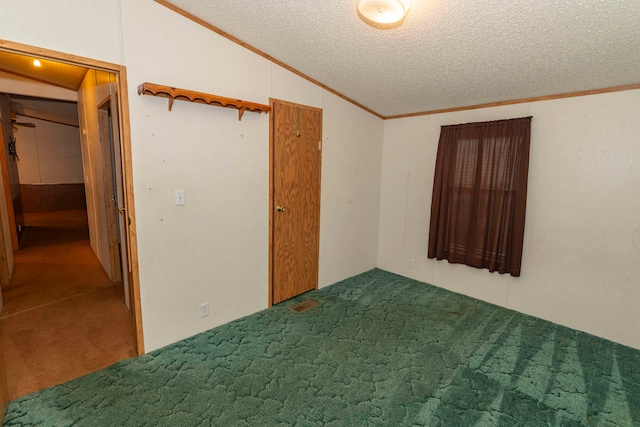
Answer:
292, 300, 318, 313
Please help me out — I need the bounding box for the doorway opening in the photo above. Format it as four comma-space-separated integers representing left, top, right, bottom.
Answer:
0, 40, 143, 400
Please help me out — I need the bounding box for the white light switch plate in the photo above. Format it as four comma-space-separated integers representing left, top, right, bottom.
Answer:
175, 190, 185, 206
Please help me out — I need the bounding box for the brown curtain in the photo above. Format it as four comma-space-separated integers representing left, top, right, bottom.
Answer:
428, 116, 532, 276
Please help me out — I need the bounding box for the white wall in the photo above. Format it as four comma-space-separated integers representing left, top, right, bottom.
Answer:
378, 89, 640, 349
119, 0, 383, 351
0, 0, 123, 65
15, 116, 83, 184
319, 90, 383, 287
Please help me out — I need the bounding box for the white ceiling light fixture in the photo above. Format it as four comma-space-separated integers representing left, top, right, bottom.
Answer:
357, 0, 411, 27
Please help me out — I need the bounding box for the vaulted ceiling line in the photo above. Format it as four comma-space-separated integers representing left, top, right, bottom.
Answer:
156, 1, 640, 121
154, 0, 385, 119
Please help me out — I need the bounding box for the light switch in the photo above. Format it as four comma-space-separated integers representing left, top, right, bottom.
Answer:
175, 190, 185, 206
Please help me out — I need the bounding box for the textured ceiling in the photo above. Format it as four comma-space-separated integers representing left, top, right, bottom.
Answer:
163, 0, 640, 117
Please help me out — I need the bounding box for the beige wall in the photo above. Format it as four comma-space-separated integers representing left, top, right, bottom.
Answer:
0, 0, 123, 65
378, 89, 640, 349
318, 90, 383, 287
15, 117, 83, 184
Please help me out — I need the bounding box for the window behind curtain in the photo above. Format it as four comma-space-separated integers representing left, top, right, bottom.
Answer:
428, 116, 532, 276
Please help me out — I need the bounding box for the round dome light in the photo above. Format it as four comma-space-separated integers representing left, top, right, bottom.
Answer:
357, 0, 411, 25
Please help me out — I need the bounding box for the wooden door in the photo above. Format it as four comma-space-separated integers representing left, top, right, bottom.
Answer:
0, 118, 19, 252
99, 89, 132, 310
0, 123, 9, 287
98, 106, 122, 283
108, 91, 134, 312
270, 100, 322, 305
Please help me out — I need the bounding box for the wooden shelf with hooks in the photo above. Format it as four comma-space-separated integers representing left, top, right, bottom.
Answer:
137, 82, 271, 121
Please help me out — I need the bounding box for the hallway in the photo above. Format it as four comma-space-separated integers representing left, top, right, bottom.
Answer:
0, 210, 136, 400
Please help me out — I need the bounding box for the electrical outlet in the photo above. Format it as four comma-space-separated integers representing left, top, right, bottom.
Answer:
409, 258, 414, 269
175, 190, 185, 206
200, 303, 209, 318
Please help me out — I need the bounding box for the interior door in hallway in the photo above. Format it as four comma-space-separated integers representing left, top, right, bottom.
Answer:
99, 89, 132, 310
270, 100, 322, 305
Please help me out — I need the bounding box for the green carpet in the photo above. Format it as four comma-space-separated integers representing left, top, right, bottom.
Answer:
5, 269, 640, 426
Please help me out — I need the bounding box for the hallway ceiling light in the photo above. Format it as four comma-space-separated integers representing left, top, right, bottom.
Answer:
357, 0, 411, 25
33, 59, 41, 67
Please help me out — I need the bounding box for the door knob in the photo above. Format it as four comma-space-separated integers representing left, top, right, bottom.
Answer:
276, 205, 286, 212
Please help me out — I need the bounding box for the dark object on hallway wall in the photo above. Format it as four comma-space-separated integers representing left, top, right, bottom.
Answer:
7, 136, 18, 161
20, 183, 87, 213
